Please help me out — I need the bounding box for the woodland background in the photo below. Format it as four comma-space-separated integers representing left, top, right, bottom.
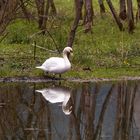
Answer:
0, 0, 140, 78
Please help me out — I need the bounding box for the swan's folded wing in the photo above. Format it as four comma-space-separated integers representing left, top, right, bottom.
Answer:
42, 57, 64, 68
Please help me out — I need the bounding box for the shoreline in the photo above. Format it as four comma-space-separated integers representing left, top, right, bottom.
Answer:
0, 76, 140, 83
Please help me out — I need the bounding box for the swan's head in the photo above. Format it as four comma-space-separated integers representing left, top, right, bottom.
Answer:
62, 105, 72, 115
63, 47, 73, 55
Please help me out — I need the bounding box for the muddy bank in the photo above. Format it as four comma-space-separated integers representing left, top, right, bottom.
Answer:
0, 76, 140, 83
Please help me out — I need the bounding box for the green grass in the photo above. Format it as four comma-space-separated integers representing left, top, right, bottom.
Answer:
0, 0, 140, 79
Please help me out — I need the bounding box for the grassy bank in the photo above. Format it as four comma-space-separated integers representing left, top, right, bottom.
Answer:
0, 1, 140, 79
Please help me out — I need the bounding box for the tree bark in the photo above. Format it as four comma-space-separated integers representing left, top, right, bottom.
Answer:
98, 0, 105, 14
67, 0, 83, 47
41, 0, 50, 34
136, 0, 140, 22
19, 0, 31, 21
35, 0, 45, 29
126, 0, 134, 33
0, 0, 19, 34
106, 0, 124, 31
35, 0, 57, 33
83, 0, 94, 33
50, 0, 57, 15
0, 0, 6, 10
119, 0, 127, 20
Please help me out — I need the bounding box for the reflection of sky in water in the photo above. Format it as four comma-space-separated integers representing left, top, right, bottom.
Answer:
101, 86, 117, 139
0, 81, 139, 140
46, 103, 70, 140
90, 83, 117, 139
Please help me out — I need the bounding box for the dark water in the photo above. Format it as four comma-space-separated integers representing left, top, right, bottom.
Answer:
0, 80, 140, 140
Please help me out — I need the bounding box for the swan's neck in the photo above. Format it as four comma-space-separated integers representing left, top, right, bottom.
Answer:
62, 94, 72, 115
62, 94, 70, 107
63, 53, 71, 66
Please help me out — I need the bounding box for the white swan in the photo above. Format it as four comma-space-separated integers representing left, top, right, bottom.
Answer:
36, 87, 72, 115
36, 47, 73, 75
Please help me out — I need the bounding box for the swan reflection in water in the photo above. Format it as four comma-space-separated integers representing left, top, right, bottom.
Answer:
36, 86, 72, 115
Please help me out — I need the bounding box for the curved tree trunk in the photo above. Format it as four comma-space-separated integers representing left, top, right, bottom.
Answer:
98, 0, 105, 14
67, 0, 83, 47
106, 0, 124, 31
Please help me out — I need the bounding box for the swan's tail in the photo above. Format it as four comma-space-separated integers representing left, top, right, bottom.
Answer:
35, 90, 42, 93
35, 89, 48, 93
36, 66, 42, 69
36, 66, 46, 71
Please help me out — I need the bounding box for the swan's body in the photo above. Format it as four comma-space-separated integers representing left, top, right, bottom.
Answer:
36, 47, 73, 74
36, 87, 72, 115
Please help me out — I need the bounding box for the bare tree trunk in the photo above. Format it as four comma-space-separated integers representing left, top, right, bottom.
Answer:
0, 0, 19, 34
98, 0, 105, 14
41, 0, 50, 34
35, 0, 45, 29
136, 0, 140, 22
0, 0, 6, 10
35, 0, 57, 33
119, 0, 127, 20
113, 82, 137, 140
83, 0, 93, 33
19, 0, 31, 21
106, 0, 124, 31
50, 0, 57, 15
83, 84, 94, 140
126, 0, 134, 33
67, 0, 83, 47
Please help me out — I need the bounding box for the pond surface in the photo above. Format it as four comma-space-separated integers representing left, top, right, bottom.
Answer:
0, 80, 140, 140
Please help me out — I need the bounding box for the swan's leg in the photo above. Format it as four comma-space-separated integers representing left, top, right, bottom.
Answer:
44, 71, 48, 75
44, 72, 54, 79
43, 71, 49, 78
58, 81, 62, 86
52, 73, 56, 80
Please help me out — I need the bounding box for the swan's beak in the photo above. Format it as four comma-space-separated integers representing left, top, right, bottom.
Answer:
70, 50, 73, 56
70, 52, 73, 56
63, 106, 72, 115
67, 50, 73, 59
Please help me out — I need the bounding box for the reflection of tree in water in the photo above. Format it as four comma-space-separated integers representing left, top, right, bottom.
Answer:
69, 81, 139, 140
0, 81, 139, 140
0, 84, 21, 139
17, 84, 53, 140
113, 82, 138, 140
69, 83, 115, 140
0, 83, 52, 139
134, 83, 140, 139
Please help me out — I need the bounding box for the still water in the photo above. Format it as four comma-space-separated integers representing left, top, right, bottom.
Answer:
0, 80, 140, 140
